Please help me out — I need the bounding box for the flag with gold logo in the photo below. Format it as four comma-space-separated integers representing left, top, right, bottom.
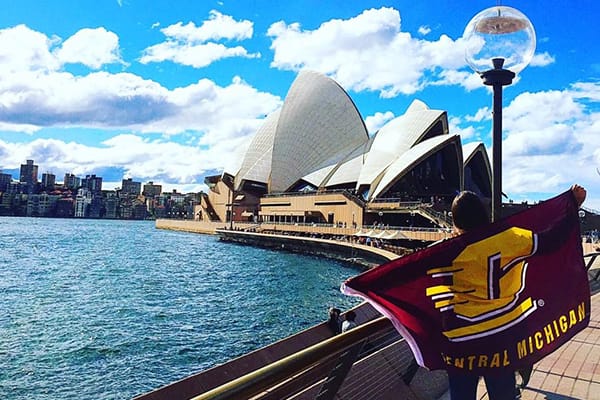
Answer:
342, 190, 590, 374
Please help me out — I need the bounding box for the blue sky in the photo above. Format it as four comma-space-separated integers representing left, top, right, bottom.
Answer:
0, 1, 599, 208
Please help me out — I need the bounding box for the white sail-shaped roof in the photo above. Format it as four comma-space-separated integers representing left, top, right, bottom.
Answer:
463, 142, 489, 168
301, 164, 337, 187
302, 137, 373, 188
270, 70, 369, 192
462, 141, 492, 196
370, 134, 462, 199
356, 100, 447, 191
235, 109, 280, 190
322, 153, 365, 187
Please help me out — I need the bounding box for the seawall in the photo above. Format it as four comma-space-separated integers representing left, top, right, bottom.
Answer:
155, 219, 223, 234
216, 229, 399, 268
155, 219, 401, 268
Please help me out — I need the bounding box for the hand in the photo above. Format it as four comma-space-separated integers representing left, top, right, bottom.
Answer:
571, 184, 587, 207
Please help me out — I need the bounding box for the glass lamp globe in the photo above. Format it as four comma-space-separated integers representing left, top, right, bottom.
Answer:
463, 6, 536, 73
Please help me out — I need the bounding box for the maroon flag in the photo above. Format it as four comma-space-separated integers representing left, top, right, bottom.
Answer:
342, 190, 590, 374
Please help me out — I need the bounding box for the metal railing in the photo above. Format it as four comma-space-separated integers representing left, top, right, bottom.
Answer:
189, 317, 395, 400
585, 252, 600, 281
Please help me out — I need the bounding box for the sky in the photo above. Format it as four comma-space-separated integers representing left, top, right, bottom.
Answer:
0, 1, 599, 208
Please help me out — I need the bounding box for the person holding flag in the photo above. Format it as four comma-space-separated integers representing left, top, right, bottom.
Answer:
342, 185, 589, 400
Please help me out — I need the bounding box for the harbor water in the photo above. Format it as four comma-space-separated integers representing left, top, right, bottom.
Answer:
0, 217, 362, 399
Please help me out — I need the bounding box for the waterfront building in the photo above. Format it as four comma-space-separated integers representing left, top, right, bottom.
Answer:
132, 199, 147, 219
142, 181, 162, 198
19, 159, 38, 184
78, 175, 103, 218
63, 173, 80, 190
82, 174, 102, 194
75, 188, 92, 218
113, 194, 147, 220
41, 172, 56, 192
104, 192, 119, 219
1, 191, 27, 216
121, 178, 141, 197
26, 193, 60, 217
0, 171, 11, 192
19, 159, 39, 194
54, 197, 75, 218
119, 199, 133, 219
6, 181, 23, 195
197, 70, 492, 229
0, 192, 18, 215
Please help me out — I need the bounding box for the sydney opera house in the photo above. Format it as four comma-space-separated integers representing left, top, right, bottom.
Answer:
199, 70, 492, 230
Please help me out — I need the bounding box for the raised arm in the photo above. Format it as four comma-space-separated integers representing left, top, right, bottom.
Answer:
571, 184, 587, 208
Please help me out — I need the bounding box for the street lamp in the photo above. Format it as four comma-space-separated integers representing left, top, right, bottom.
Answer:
464, 6, 536, 222
579, 209, 586, 225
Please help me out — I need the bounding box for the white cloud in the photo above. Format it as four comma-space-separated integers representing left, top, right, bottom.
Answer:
0, 34, 280, 133
0, 25, 282, 182
504, 90, 582, 134
0, 70, 281, 170
501, 82, 600, 202
161, 11, 253, 42
364, 111, 394, 134
0, 25, 60, 74
140, 41, 258, 68
418, 25, 431, 35
529, 52, 555, 67
0, 25, 123, 73
448, 116, 478, 141
464, 107, 491, 123
571, 82, 600, 101
0, 132, 242, 187
55, 27, 123, 69
267, 7, 470, 97
0, 122, 39, 134
434, 69, 482, 91
140, 10, 258, 67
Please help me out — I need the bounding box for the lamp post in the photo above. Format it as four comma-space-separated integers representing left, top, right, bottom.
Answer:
228, 188, 234, 230
464, 6, 536, 222
579, 210, 586, 229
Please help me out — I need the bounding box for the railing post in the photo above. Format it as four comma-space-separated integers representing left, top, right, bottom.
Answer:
315, 341, 366, 400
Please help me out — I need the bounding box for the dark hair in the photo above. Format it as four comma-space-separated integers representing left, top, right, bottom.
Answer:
345, 310, 356, 321
451, 191, 490, 231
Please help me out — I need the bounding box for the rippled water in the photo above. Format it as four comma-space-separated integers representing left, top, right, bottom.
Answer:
0, 217, 361, 399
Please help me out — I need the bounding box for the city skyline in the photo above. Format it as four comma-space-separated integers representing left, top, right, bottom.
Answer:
0, 158, 194, 220
0, 1, 599, 208
2, 158, 163, 193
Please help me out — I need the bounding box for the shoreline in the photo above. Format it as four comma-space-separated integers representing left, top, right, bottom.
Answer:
216, 228, 399, 268
155, 219, 402, 268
